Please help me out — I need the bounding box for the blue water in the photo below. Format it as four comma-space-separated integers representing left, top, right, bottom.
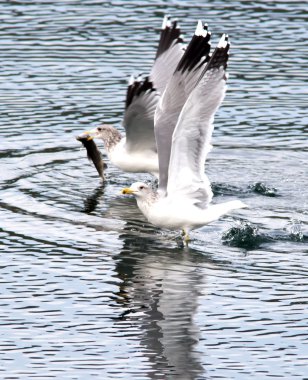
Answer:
0, 1, 307, 379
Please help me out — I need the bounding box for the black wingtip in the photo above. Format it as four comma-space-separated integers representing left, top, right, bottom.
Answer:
175, 21, 211, 74
155, 16, 183, 60
125, 76, 156, 110
197, 34, 230, 83
206, 34, 230, 71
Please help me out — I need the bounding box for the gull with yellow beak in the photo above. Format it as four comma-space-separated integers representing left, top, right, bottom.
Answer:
122, 27, 247, 245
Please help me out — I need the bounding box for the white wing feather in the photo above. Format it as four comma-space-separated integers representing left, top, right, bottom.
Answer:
167, 66, 227, 208
150, 42, 185, 95
154, 22, 212, 193
150, 16, 185, 95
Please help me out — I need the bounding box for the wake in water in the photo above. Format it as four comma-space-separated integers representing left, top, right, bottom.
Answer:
212, 181, 278, 197
223, 220, 306, 249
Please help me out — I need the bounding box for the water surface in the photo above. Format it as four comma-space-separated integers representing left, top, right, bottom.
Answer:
0, 1, 307, 379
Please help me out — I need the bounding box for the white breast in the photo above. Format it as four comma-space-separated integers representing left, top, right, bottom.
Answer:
108, 140, 159, 176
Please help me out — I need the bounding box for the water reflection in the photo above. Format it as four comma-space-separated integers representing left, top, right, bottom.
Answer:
83, 184, 105, 214
89, 189, 207, 377
1, 0, 307, 378
114, 231, 205, 379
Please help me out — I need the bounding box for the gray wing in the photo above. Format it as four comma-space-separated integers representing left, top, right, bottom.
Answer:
150, 16, 185, 95
122, 17, 182, 154
122, 77, 159, 152
154, 21, 212, 194
167, 35, 230, 209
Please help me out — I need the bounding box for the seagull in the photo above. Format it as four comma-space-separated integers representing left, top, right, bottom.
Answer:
78, 17, 210, 177
121, 25, 247, 244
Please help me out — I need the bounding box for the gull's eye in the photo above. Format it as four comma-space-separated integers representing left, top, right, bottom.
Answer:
97, 127, 102, 132
139, 186, 144, 190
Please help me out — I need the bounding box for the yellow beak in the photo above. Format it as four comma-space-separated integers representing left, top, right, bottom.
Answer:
76, 130, 93, 141
83, 130, 93, 141
121, 188, 135, 195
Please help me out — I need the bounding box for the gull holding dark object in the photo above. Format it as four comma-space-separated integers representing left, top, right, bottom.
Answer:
122, 27, 247, 245
78, 16, 186, 177
76, 133, 106, 180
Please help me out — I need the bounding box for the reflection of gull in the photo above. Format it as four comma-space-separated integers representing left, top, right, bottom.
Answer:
114, 243, 205, 379
122, 29, 247, 244
79, 17, 185, 177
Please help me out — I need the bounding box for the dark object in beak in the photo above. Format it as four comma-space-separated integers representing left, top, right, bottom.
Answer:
76, 133, 106, 180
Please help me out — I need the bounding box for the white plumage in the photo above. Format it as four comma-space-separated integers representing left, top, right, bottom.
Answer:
78, 16, 185, 177
122, 26, 247, 244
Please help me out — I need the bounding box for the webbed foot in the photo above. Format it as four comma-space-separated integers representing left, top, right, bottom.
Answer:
182, 229, 191, 247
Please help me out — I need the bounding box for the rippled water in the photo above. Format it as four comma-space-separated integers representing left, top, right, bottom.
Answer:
1, 1, 307, 379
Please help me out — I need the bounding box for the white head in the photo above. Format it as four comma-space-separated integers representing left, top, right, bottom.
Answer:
78, 124, 121, 150
87, 124, 115, 139
121, 182, 153, 199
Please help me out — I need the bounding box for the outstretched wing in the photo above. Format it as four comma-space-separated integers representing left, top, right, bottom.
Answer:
150, 16, 185, 95
122, 17, 184, 154
154, 21, 212, 194
167, 35, 230, 208
122, 76, 159, 152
